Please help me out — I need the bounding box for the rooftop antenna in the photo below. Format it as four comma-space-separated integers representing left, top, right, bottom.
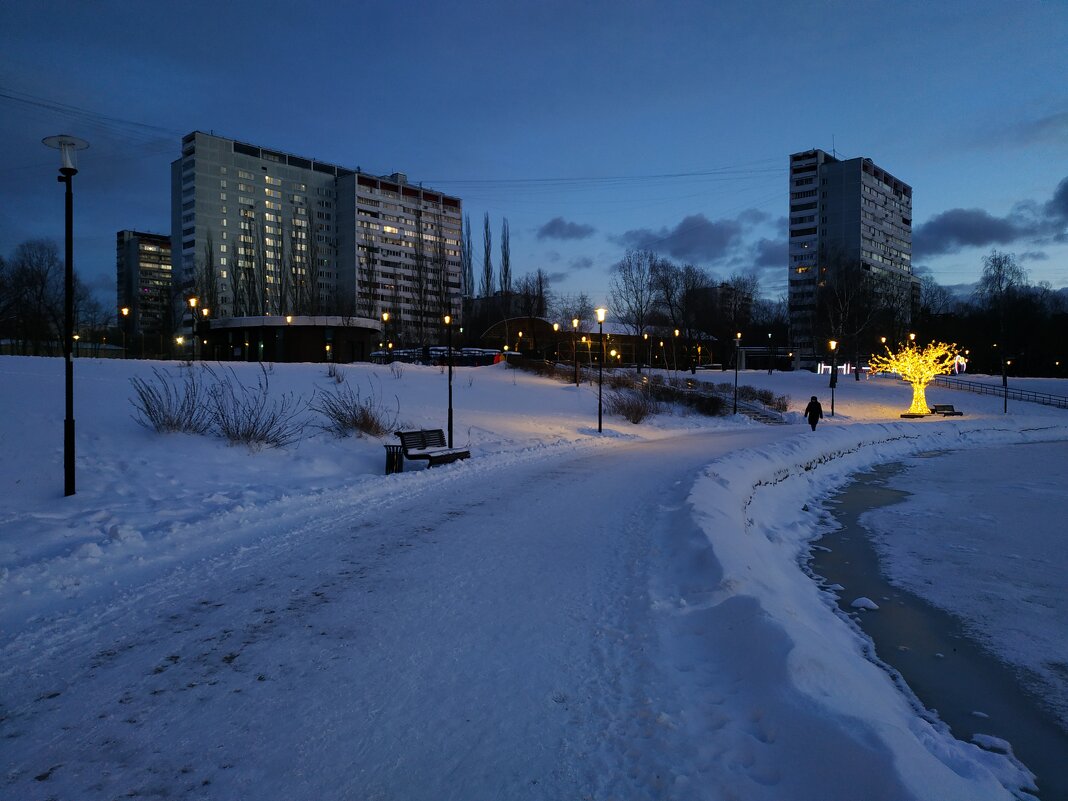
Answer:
831, 135, 837, 159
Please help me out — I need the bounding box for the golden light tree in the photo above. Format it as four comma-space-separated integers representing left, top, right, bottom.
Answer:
869, 341, 959, 415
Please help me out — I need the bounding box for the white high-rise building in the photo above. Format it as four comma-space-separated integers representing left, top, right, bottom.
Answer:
170, 131, 462, 342
787, 149, 914, 355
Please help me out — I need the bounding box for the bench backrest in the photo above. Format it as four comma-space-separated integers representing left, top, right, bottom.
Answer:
397, 429, 447, 450
931, 404, 954, 411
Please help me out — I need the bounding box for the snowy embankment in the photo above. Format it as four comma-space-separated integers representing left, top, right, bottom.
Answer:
687, 418, 1068, 799
3, 355, 1068, 799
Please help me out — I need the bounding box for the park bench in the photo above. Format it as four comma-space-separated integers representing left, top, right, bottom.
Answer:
930, 404, 963, 416
387, 429, 470, 472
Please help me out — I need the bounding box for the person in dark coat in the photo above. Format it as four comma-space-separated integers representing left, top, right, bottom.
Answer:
804, 396, 823, 431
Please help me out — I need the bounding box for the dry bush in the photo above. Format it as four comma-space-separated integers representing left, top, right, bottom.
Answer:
312, 378, 399, 438
605, 386, 659, 424
130, 366, 213, 434
208, 364, 307, 449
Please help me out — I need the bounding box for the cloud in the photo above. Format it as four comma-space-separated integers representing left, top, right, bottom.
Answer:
615, 213, 743, 262
537, 217, 595, 241
1006, 110, 1068, 148
752, 237, 787, 268
1045, 176, 1068, 222
1019, 250, 1049, 262
913, 208, 1031, 257
570, 256, 594, 270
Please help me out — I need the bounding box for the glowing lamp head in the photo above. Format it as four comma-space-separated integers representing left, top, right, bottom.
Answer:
595, 308, 606, 323
121, 307, 130, 317
572, 318, 579, 329
553, 322, 559, 332
188, 296, 198, 309
444, 314, 451, 325
829, 339, 838, 351
382, 312, 389, 323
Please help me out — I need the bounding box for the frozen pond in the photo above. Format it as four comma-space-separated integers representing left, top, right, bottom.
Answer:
813, 442, 1068, 799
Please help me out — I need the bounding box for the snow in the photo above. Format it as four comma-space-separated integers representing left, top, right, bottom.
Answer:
2, 355, 1067, 800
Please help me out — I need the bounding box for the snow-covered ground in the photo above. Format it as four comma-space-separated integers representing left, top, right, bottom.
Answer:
2, 355, 1067, 800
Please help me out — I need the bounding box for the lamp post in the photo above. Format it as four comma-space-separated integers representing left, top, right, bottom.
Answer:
596, 307, 606, 432
829, 339, 838, 416
552, 322, 559, 362
673, 328, 680, 378
43, 134, 88, 497
572, 318, 580, 386
733, 331, 741, 414
767, 332, 773, 375
120, 307, 130, 359
643, 332, 650, 373
187, 296, 198, 360
444, 314, 454, 447
381, 311, 390, 362
201, 307, 210, 360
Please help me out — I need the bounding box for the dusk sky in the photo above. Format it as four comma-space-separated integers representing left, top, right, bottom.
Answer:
2, 0, 1066, 311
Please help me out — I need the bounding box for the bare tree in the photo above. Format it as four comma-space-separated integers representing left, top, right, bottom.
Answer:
480, 212, 493, 298
461, 213, 474, 298
609, 249, 658, 337
499, 217, 512, 296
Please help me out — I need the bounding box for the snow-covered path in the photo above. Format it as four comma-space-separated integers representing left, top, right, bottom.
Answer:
5, 428, 790, 800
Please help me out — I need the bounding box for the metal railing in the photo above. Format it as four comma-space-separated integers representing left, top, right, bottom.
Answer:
932, 375, 1068, 409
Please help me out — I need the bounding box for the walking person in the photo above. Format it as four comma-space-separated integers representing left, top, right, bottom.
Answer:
804, 395, 823, 431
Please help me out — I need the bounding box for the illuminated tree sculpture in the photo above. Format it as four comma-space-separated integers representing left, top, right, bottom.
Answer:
869, 341, 959, 415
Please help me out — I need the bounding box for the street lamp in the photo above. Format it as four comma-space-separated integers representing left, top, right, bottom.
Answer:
572, 318, 580, 386
829, 339, 839, 416
596, 307, 607, 432
201, 307, 210, 360
643, 332, 650, 373
444, 314, 454, 447
187, 296, 199, 361
44, 134, 88, 496
381, 311, 391, 362
673, 328, 680, 378
733, 331, 741, 414
120, 307, 130, 359
767, 331, 773, 375
552, 322, 559, 362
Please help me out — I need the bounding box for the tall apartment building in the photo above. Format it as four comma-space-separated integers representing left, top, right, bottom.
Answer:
787, 149, 914, 354
116, 230, 172, 338
171, 131, 463, 340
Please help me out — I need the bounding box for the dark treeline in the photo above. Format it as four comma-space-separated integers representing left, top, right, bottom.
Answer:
0, 239, 112, 356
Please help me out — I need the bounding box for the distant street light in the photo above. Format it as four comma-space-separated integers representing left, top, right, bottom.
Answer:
767, 331, 773, 375
829, 339, 839, 416
552, 322, 560, 362
733, 331, 741, 414
187, 296, 199, 361
596, 307, 607, 432
444, 314, 454, 447
44, 133, 88, 497
120, 307, 130, 359
643, 332, 650, 373
572, 318, 580, 386
673, 328, 680, 378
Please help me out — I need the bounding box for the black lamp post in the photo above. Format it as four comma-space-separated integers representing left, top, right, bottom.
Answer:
120, 307, 130, 358
733, 331, 741, 414
382, 311, 390, 362
188, 296, 199, 360
829, 339, 838, 416
445, 314, 454, 447
767, 332, 773, 375
673, 328, 679, 378
596, 307, 606, 432
572, 318, 580, 386
44, 134, 88, 497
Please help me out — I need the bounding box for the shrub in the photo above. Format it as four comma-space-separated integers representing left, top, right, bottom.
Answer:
209, 365, 307, 449
130, 366, 213, 434
312, 378, 398, 438
327, 362, 344, 383
605, 386, 659, 424
389, 361, 404, 379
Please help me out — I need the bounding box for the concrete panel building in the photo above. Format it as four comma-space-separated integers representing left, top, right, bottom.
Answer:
170, 131, 462, 348
788, 149, 914, 356
116, 229, 172, 352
